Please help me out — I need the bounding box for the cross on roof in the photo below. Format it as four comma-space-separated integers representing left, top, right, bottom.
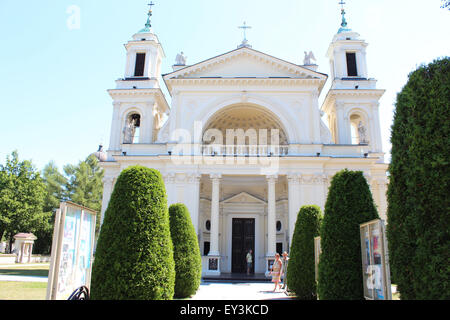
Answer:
144, 2, 155, 29
338, 0, 348, 28
238, 21, 252, 41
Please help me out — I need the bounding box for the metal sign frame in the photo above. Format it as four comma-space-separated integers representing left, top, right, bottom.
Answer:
46, 202, 97, 300
314, 236, 321, 284
360, 219, 392, 300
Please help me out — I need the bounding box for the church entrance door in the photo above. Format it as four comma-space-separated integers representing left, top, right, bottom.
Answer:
232, 218, 255, 274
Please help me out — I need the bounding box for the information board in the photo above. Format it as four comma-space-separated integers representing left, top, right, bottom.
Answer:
360, 219, 392, 300
46, 202, 97, 300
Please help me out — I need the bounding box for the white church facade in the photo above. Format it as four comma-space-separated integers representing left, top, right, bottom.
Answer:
97, 6, 388, 276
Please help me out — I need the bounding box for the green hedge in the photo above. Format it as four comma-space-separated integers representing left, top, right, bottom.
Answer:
90, 166, 175, 300
169, 203, 202, 298
387, 57, 450, 300
287, 205, 322, 300
317, 169, 379, 300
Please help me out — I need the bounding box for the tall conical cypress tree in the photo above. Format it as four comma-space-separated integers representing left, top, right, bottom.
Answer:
317, 169, 379, 300
287, 205, 322, 300
387, 58, 450, 300
90, 166, 175, 300
169, 203, 202, 298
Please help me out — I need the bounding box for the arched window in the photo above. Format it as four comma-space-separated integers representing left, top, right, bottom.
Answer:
123, 113, 141, 144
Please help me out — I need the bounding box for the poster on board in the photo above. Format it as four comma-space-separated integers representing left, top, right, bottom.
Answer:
46, 202, 97, 300
360, 219, 392, 300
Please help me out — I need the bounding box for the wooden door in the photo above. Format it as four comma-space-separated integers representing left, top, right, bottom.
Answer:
232, 218, 255, 273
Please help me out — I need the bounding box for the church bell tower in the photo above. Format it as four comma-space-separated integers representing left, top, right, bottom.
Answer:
106, 3, 169, 159
322, 2, 385, 160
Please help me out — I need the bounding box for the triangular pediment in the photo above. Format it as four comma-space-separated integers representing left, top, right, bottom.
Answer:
163, 47, 327, 81
222, 192, 266, 204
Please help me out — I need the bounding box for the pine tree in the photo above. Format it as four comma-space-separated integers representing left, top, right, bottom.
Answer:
90, 166, 175, 300
169, 203, 202, 298
317, 169, 379, 300
287, 205, 322, 300
387, 57, 450, 299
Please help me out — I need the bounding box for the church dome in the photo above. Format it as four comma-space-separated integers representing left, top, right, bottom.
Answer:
92, 145, 107, 162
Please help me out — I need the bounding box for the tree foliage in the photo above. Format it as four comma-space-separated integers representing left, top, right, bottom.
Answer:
42, 161, 67, 213
0, 151, 104, 254
64, 154, 103, 213
32, 161, 69, 254
317, 169, 379, 300
287, 205, 322, 300
91, 166, 175, 300
387, 57, 450, 300
169, 203, 202, 298
64, 154, 104, 231
0, 151, 46, 251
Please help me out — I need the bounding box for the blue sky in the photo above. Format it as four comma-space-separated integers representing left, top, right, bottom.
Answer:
0, 0, 448, 171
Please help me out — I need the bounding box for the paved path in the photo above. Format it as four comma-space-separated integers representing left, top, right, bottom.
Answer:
0, 275, 48, 283
0, 263, 49, 268
191, 281, 294, 300
0, 263, 49, 283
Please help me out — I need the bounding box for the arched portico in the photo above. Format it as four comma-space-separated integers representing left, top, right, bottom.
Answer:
192, 95, 298, 144
203, 104, 289, 145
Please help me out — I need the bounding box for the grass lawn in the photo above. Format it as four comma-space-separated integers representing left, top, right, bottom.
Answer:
0, 264, 49, 300
0, 281, 47, 300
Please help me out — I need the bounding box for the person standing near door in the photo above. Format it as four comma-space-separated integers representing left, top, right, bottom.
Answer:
246, 249, 253, 275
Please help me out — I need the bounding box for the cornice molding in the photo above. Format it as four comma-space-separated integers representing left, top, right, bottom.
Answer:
164, 77, 325, 88
163, 47, 327, 80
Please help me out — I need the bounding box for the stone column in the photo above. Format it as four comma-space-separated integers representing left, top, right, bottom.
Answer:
287, 174, 301, 248
187, 173, 201, 235
100, 177, 115, 228
310, 90, 321, 144
375, 178, 388, 221
142, 100, 155, 144
28, 243, 33, 263
169, 90, 179, 141
205, 173, 221, 276
163, 173, 176, 206
336, 102, 346, 144
19, 243, 25, 263
209, 174, 221, 256
266, 174, 278, 256
109, 102, 122, 151
265, 174, 278, 276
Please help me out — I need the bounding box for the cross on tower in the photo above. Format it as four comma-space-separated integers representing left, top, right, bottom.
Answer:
338, 0, 348, 28
238, 21, 252, 42
144, 2, 155, 29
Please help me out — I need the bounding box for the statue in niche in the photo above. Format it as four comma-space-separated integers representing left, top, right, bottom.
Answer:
123, 117, 138, 144
175, 52, 187, 65
303, 51, 316, 65
358, 121, 368, 144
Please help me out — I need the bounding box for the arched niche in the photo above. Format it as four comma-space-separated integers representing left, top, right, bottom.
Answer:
202, 104, 289, 147
123, 112, 141, 144
347, 109, 369, 145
